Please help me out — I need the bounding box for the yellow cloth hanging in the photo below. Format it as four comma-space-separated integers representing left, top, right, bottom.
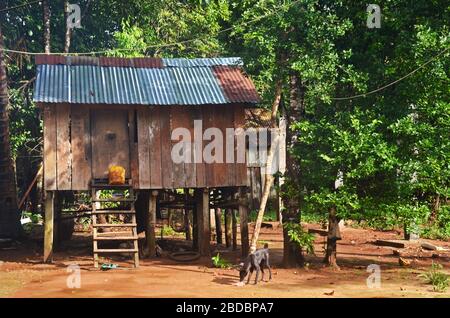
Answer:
108, 165, 125, 185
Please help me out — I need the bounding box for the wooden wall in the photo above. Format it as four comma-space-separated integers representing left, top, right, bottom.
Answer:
136, 104, 247, 189
42, 103, 248, 191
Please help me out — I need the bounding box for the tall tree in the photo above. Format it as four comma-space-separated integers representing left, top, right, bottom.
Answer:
43, 0, 51, 53
0, 24, 20, 237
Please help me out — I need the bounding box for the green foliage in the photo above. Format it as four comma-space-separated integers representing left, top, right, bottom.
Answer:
283, 222, 315, 255
248, 207, 277, 222
211, 253, 232, 269
419, 263, 449, 293
97, 190, 129, 209
112, 0, 231, 57
161, 225, 184, 237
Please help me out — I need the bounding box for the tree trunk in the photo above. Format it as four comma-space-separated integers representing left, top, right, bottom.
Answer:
64, 1, 71, 53
281, 72, 305, 267
282, 200, 304, 267
43, 0, 51, 53
0, 25, 20, 238
324, 205, 340, 268
249, 80, 283, 253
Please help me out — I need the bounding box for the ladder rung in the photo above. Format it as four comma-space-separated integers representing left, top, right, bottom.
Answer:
92, 198, 135, 203
94, 248, 138, 253
93, 223, 137, 227
95, 231, 134, 236
94, 236, 138, 241
93, 210, 135, 214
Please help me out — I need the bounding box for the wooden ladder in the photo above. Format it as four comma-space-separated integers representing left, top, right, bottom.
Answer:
91, 179, 139, 268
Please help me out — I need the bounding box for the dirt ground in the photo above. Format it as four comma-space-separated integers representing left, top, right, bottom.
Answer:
1, 222, 449, 298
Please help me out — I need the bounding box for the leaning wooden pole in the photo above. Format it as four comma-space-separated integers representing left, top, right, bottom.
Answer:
249, 80, 282, 253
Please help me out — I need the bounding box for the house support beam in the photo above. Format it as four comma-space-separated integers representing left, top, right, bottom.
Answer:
239, 189, 250, 257
146, 190, 158, 257
195, 188, 210, 256
44, 191, 54, 263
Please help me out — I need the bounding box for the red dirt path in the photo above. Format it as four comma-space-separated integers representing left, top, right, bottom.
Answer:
1, 223, 449, 298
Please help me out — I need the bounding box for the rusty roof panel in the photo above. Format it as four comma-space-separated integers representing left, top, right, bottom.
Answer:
98, 57, 131, 67
66, 56, 99, 66
212, 66, 260, 103
131, 57, 163, 68
35, 55, 65, 65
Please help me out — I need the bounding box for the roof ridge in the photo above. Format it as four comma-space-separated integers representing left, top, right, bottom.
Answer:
35, 55, 244, 68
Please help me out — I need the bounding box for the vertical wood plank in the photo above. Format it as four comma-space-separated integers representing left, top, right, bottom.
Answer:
137, 108, 150, 188
129, 109, 140, 188
193, 106, 205, 187
56, 104, 71, 190
149, 106, 162, 188
71, 106, 91, 190
171, 105, 187, 188
184, 106, 196, 188
160, 106, 173, 189
223, 106, 236, 187
204, 105, 215, 186
44, 191, 54, 262
234, 104, 247, 186
43, 105, 57, 190
213, 105, 228, 187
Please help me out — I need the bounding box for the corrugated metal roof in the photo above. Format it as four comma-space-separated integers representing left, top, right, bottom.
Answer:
34, 64, 230, 105
33, 56, 258, 106
162, 57, 242, 68
35, 55, 164, 68
213, 66, 260, 103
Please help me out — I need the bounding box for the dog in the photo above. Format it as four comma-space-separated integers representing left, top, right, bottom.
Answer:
238, 243, 272, 285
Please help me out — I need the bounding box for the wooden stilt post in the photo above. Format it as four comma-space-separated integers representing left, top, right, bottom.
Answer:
224, 208, 232, 248
232, 209, 237, 251
185, 209, 192, 241
184, 190, 192, 241
192, 206, 198, 250
195, 188, 210, 256
44, 191, 54, 263
53, 191, 61, 250
239, 199, 250, 257
210, 207, 216, 242
215, 208, 223, 245
146, 190, 158, 257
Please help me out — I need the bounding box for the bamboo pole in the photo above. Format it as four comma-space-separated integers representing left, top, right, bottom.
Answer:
249, 80, 283, 253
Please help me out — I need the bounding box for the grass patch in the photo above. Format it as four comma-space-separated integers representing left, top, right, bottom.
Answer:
211, 253, 232, 269
160, 225, 184, 237
419, 262, 449, 293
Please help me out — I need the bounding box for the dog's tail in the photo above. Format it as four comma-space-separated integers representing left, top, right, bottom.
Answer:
264, 243, 269, 249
